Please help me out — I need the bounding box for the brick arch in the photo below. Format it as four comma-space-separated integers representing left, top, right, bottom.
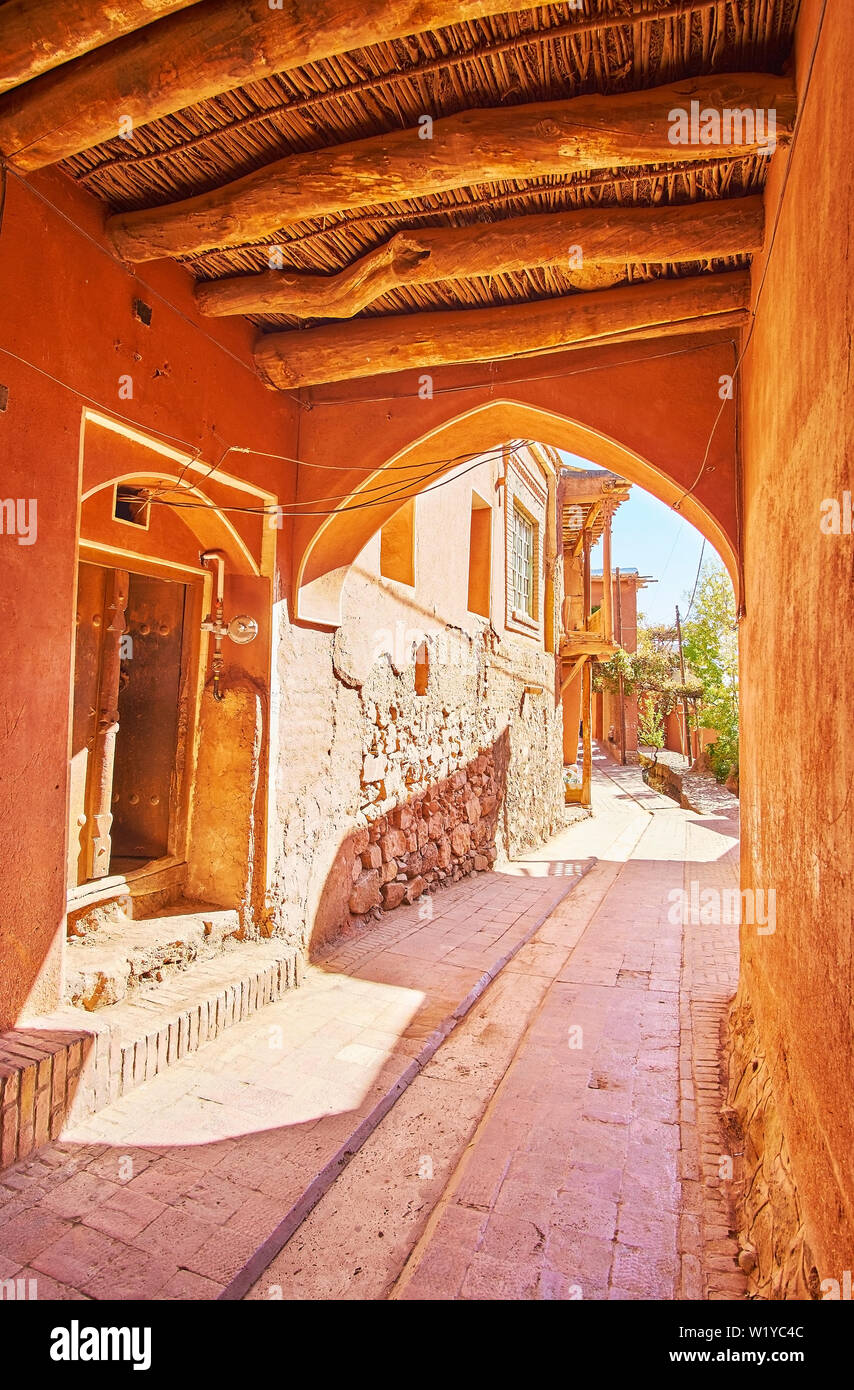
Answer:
79, 407, 278, 580
293, 334, 740, 626
81, 469, 260, 576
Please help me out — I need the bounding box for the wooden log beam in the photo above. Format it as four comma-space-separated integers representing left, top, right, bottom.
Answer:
561, 634, 619, 659
79, 1, 730, 179
108, 74, 795, 263
0, 0, 552, 170
0, 1, 202, 97
254, 269, 750, 390
560, 655, 586, 700
195, 196, 764, 319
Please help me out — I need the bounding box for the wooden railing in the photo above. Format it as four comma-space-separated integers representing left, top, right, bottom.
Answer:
587, 606, 605, 637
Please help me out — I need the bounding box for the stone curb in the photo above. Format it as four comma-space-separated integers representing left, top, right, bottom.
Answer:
217, 860, 596, 1300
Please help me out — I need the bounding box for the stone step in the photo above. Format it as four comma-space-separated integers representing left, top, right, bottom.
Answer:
64, 901, 242, 1010
0, 938, 302, 1172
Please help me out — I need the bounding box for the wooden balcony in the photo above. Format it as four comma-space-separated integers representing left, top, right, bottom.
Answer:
560, 607, 620, 661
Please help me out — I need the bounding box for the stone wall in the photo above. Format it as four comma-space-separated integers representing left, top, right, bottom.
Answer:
639, 752, 683, 804
348, 745, 502, 920
265, 604, 565, 958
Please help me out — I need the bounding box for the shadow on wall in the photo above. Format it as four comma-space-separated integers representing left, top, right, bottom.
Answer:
307, 729, 511, 959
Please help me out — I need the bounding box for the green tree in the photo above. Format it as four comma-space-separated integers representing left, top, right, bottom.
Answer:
682, 561, 739, 782
594, 616, 705, 761
637, 694, 665, 754
594, 622, 681, 705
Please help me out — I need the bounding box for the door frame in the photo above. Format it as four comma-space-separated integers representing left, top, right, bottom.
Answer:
67, 543, 211, 910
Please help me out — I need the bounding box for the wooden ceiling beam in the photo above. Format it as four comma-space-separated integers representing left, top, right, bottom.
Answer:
82, 0, 736, 180
0, 1, 202, 96
563, 485, 630, 508
573, 506, 602, 557
254, 269, 751, 390
0, 0, 556, 170
194, 196, 764, 319
107, 75, 794, 263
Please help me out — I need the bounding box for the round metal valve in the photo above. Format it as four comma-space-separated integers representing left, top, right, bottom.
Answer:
227, 614, 259, 645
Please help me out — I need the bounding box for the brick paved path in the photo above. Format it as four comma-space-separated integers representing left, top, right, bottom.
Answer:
392, 756, 744, 1299
0, 840, 584, 1298
250, 752, 745, 1301
0, 750, 743, 1300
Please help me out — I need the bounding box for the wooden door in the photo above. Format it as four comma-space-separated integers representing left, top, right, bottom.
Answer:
69, 564, 188, 883
70, 564, 129, 882
110, 573, 187, 866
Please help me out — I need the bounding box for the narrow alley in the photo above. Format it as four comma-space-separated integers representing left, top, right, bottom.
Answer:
249, 752, 743, 1301
0, 752, 742, 1301
1, 0, 850, 1346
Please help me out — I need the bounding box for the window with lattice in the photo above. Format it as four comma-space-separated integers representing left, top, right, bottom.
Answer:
509, 503, 535, 618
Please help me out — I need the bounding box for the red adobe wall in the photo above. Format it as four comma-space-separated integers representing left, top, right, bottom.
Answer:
293, 335, 742, 624
0, 165, 299, 1029
735, 0, 854, 1286
591, 574, 641, 759
662, 710, 717, 760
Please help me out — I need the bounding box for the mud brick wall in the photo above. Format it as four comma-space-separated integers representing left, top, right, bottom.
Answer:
724, 985, 822, 1299
267, 611, 564, 956
735, 0, 854, 1284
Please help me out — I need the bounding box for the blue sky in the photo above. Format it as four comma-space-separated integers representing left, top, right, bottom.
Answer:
559, 450, 710, 626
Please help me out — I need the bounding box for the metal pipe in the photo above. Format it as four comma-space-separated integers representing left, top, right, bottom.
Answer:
200, 550, 227, 701
200, 549, 225, 606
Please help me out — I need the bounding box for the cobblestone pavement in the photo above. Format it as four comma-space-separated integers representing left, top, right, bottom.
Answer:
0, 824, 587, 1299
248, 751, 744, 1301
0, 750, 742, 1300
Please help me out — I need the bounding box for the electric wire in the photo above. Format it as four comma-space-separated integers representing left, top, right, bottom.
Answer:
143, 442, 521, 517
684, 537, 707, 619
0, 337, 522, 514
0, 2, 828, 530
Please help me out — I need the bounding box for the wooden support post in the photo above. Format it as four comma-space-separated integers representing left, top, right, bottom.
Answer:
615, 567, 627, 766
601, 502, 614, 643
573, 501, 601, 558
561, 657, 585, 773
675, 603, 693, 766
560, 654, 587, 699
581, 659, 593, 806
583, 531, 592, 631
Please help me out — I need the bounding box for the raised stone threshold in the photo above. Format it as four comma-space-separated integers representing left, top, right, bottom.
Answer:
65, 902, 245, 1010
0, 938, 302, 1173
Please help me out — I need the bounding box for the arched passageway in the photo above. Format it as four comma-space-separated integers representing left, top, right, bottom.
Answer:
291, 332, 740, 627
